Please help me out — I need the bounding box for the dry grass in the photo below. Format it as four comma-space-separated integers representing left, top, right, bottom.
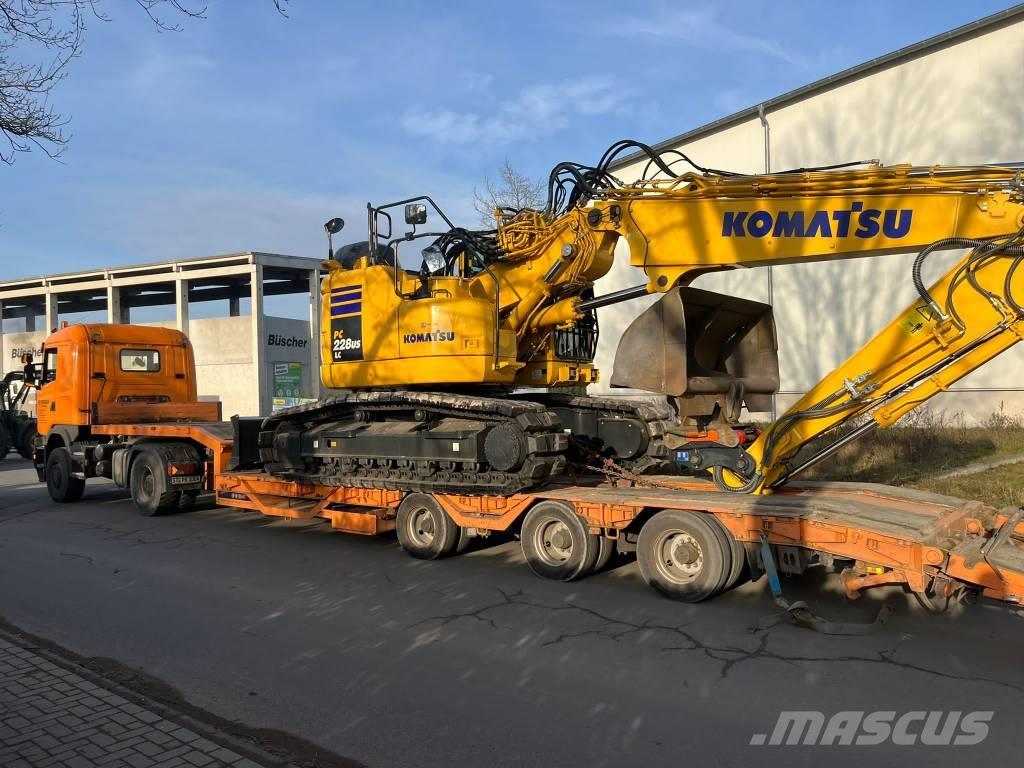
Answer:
907, 462, 1024, 509
792, 407, 1024, 493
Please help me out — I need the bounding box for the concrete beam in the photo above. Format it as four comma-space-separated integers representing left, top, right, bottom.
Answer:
44, 292, 57, 333
107, 285, 123, 324
175, 278, 190, 336
308, 268, 320, 398
251, 265, 266, 416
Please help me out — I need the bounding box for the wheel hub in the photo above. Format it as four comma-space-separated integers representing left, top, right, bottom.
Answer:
537, 519, 573, 564
410, 508, 435, 544
658, 531, 703, 583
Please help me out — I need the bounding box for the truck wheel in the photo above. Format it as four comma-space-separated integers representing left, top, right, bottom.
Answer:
177, 490, 200, 511
16, 422, 37, 461
130, 451, 180, 516
0, 423, 10, 461
637, 509, 728, 602
46, 447, 85, 503
396, 493, 461, 560
709, 516, 746, 591
520, 500, 600, 581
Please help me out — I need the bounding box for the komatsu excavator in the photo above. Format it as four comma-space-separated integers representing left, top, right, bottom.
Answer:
259, 140, 1024, 497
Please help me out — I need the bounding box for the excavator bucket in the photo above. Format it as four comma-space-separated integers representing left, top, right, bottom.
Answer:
610, 286, 779, 424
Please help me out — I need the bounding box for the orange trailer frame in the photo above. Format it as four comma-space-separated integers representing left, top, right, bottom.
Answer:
91, 420, 1024, 605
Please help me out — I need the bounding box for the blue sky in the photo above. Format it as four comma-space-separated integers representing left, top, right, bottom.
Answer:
1, 1, 1018, 280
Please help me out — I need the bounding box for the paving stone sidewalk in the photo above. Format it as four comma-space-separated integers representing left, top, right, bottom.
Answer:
0, 634, 266, 768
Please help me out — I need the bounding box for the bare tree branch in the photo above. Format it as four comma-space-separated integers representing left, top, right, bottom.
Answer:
473, 159, 545, 227
0, 0, 288, 164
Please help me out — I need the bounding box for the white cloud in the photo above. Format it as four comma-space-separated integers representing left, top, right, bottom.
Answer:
599, 7, 809, 68
401, 76, 620, 145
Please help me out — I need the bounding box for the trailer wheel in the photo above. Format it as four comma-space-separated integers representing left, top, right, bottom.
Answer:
130, 451, 180, 517
397, 493, 461, 560
637, 510, 728, 602
45, 447, 85, 503
520, 500, 600, 581
594, 535, 615, 573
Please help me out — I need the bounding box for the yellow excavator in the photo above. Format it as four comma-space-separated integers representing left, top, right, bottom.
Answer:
259, 140, 1024, 496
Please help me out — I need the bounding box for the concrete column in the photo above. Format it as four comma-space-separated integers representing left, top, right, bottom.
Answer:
44, 291, 57, 333
308, 267, 320, 398
23, 307, 35, 333
250, 265, 266, 416
106, 285, 123, 324
175, 278, 190, 337
228, 293, 240, 317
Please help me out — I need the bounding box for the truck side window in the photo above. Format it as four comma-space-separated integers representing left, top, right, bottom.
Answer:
119, 349, 161, 372
42, 348, 58, 384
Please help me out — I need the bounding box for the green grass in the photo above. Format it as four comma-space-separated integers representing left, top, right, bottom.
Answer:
792, 408, 1024, 494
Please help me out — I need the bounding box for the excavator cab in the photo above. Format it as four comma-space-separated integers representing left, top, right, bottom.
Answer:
319, 199, 523, 391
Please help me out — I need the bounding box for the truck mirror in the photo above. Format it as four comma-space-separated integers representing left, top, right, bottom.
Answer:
404, 204, 427, 225
324, 217, 345, 235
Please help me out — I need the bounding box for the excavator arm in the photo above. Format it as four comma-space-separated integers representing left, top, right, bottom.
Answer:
487, 145, 1024, 494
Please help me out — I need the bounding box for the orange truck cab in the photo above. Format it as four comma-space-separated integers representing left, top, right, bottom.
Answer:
34, 324, 221, 504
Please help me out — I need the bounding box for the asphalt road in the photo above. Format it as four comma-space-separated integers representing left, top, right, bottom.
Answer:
1, 457, 1022, 767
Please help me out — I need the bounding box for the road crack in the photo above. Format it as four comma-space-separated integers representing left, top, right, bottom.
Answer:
411, 590, 1024, 691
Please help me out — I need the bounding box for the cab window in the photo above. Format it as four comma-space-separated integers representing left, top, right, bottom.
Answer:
119, 349, 161, 372
42, 348, 58, 384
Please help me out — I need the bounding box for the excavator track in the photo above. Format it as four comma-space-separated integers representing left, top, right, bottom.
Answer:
520, 393, 676, 475
258, 390, 568, 495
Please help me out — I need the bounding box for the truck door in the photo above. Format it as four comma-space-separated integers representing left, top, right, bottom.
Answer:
36, 345, 68, 436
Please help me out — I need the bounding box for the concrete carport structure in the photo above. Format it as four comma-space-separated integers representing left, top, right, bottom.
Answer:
0, 252, 323, 418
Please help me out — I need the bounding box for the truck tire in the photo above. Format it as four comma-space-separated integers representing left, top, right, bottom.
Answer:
708, 515, 746, 591
16, 421, 36, 461
520, 500, 600, 581
46, 447, 85, 503
396, 493, 461, 560
0, 423, 10, 461
637, 509, 728, 602
130, 451, 180, 516
177, 490, 200, 511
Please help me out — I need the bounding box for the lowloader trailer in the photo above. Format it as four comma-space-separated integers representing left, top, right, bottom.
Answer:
30, 324, 1024, 607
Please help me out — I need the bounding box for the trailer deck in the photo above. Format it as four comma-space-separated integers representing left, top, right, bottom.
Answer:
78, 419, 1024, 605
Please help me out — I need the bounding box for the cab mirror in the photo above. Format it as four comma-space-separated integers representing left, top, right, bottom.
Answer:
404, 204, 427, 225
324, 217, 345, 235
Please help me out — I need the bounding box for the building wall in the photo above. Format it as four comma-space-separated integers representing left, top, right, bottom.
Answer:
1, 315, 316, 419
596, 17, 1024, 422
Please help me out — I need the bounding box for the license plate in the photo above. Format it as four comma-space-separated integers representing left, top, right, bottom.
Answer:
169, 475, 202, 486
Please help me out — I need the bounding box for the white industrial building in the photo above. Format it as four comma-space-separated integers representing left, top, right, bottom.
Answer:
595, 6, 1024, 421
0, 253, 321, 418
